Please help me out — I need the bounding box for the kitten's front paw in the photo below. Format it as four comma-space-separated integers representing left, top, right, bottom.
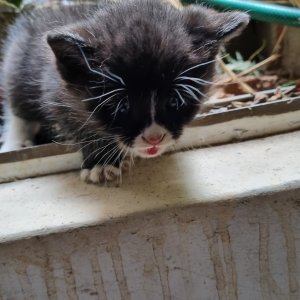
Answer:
80, 165, 122, 184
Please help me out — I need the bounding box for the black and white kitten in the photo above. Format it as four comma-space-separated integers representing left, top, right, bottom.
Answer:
0, 0, 249, 183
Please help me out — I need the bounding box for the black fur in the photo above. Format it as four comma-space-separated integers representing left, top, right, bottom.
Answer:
1, 0, 249, 171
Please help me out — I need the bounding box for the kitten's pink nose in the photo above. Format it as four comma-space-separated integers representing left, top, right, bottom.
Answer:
143, 134, 165, 145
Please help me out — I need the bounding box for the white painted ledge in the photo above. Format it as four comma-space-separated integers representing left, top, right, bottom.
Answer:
1, 131, 300, 299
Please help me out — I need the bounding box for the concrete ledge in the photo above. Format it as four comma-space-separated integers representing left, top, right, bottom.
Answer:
1, 131, 300, 243
1, 131, 300, 299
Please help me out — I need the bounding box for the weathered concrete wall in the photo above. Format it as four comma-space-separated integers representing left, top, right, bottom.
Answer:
1, 192, 300, 300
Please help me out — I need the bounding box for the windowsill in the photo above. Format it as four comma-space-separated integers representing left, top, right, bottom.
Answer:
1, 97, 300, 183
1, 130, 300, 244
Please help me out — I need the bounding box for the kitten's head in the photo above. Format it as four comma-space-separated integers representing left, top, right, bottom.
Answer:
47, 0, 249, 158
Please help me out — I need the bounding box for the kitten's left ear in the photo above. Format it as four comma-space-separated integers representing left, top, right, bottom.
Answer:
184, 5, 249, 43
47, 32, 96, 84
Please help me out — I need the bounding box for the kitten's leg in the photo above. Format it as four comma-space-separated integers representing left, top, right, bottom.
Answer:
80, 138, 130, 185
0, 107, 40, 153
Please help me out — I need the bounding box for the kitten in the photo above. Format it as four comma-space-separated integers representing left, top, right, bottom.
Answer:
0, 0, 249, 183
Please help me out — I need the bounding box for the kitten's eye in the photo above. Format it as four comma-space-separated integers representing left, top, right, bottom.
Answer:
167, 96, 181, 110
118, 100, 130, 114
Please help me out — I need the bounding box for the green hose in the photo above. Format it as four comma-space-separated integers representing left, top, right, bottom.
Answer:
183, 0, 300, 27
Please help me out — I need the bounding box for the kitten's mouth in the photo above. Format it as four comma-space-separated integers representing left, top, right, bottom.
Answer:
145, 146, 159, 156
117, 129, 175, 158
138, 145, 162, 157
117, 140, 164, 158
135, 144, 168, 158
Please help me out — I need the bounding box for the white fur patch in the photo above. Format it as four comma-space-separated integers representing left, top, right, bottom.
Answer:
80, 159, 131, 185
0, 109, 40, 153
150, 91, 156, 121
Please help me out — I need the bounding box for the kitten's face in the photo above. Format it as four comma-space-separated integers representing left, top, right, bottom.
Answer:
89, 50, 212, 158
47, 0, 249, 158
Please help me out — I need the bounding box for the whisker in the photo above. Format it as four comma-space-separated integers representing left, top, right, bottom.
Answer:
98, 144, 121, 168
53, 137, 97, 146
178, 56, 223, 77
77, 136, 117, 153
175, 76, 214, 85
101, 145, 127, 185
94, 139, 118, 159
175, 83, 207, 99
111, 146, 126, 169
79, 93, 120, 131
80, 138, 117, 168
78, 140, 100, 153
82, 88, 125, 102
89, 84, 105, 89
174, 89, 186, 107
96, 93, 120, 110
78, 46, 120, 84
106, 70, 125, 86
81, 147, 103, 169
112, 96, 127, 120
118, 147, 131, 184
175, 84, 199, 101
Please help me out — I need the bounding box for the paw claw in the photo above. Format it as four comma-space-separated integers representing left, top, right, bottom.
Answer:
81, 165, 122, 184
103, 166, 121, 181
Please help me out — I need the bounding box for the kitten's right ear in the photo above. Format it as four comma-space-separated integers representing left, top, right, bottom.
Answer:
183, 6, 249, 48
47, 32, 95, 85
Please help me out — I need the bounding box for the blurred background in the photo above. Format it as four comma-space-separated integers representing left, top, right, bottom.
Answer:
1, 0, 300, 140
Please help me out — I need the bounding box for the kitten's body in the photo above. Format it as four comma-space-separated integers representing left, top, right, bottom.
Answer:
0, 0, 248, 183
